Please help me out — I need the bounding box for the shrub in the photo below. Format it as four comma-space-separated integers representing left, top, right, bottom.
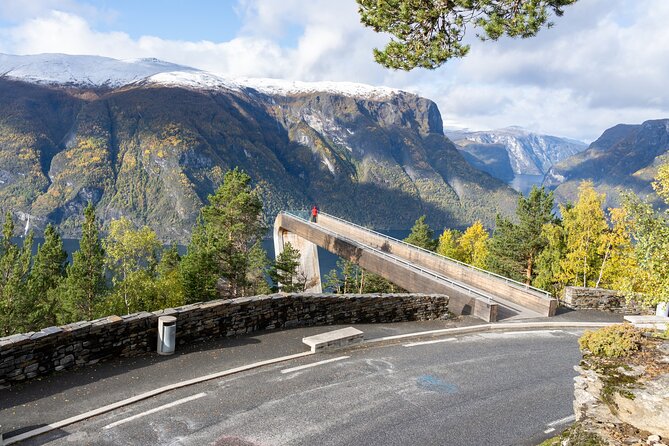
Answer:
578, 324, 644, 358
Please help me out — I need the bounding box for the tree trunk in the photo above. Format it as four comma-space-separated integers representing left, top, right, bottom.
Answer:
595, 241, 612, 288
525, 254, 534, 285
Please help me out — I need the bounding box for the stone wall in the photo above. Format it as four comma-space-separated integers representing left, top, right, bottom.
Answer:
572, 340, 669, 444
0, 293, 450, 387
563, 287, 654, 314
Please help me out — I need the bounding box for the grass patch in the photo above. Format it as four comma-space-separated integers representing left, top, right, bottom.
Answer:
538, 422, 605, 446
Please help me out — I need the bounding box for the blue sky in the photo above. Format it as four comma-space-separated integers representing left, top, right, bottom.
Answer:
0, 0, 668, 141
92, 1, 244, 42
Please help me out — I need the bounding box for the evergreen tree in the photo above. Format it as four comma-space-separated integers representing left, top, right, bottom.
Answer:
357, 0, 576, 69
26, 224, 67, 330
486, 216, 523, 281
269, 242, 306, 293
247, 241, 272, 296
404, 215, 437, 251
181, 168, 268, 302
0, 214, 35, 336
487, 186, 556, 284
180, 221, 218, 304
0, 213, 20, 335
60, 203, 106, 323
533, 221, 566, 296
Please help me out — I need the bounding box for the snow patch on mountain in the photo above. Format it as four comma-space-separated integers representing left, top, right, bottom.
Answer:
0, 53, 404, 100
141, 71, 244, 92
0, 53, 195, 87
239, 78, 402, 100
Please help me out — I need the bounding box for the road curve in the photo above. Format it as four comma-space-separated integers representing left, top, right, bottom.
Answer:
22, 329, 584, 446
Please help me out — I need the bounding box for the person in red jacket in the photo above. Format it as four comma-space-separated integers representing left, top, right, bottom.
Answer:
310, 205, 318, 223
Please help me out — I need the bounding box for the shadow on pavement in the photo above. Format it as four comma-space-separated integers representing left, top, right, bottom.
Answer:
0, 335, 262, 410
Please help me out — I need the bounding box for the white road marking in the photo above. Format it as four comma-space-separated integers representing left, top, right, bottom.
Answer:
547, 414, 576, 427
3, 351, 313, 445
365, 322, 614, 346
483, 330, 562, 336
403, 338, 456, 347
280, 356, 350, 374
544, 428, 556, 434
103, 392, 207, 430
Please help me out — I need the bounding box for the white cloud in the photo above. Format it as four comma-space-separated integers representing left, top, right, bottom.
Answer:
438, 0, 669, 139
0, 0, 668, 141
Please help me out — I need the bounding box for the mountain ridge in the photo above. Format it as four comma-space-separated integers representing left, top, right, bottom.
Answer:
544, 119, 669, 207
0, 54, 518, 241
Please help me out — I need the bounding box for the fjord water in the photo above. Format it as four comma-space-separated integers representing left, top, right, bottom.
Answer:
510, 174, 545, 195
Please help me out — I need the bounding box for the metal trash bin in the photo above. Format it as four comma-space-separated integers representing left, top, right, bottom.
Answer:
157, 316, 177, 355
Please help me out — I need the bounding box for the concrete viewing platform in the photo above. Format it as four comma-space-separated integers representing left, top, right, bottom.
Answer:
274, 211, 557, 322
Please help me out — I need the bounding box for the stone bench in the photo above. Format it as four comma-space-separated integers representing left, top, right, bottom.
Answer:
624, 315, 669, 330
302, 327, 364, 352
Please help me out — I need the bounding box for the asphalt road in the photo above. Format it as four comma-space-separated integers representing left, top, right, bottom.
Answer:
21, 328, 585, 446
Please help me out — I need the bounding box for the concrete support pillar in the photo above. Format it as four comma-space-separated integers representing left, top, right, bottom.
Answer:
273, 222, 322, 293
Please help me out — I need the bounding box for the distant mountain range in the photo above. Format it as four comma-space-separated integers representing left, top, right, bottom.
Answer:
446, 127, 587, 190
544, 119, 669, 208
0, 53, 518, 241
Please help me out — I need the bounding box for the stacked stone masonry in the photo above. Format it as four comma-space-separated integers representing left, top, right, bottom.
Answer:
562, 287, 654, 314
0, 293, 450, 386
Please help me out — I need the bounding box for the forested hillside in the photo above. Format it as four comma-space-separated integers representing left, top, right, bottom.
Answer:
544, 119, 669, 208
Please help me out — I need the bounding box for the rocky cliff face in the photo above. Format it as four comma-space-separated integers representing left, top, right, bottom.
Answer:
545, 119, 669, 208
446, 127, 586, 182
0, 54, 517, 241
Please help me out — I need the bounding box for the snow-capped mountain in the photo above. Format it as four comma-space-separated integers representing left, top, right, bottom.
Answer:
446, 127, 587, 188
0, 53, 402, 100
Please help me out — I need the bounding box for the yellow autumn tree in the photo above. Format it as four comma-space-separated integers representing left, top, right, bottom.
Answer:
595, 207, 637, 290
618, 162, 669, 306
103, 217, 161, 315
436, 228, 463, 260
652, 161, 669, 202
559, 181, 608, 287
457, 221, 489, 268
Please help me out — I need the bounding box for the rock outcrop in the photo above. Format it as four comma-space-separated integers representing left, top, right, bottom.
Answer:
572, 338, 669, 445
